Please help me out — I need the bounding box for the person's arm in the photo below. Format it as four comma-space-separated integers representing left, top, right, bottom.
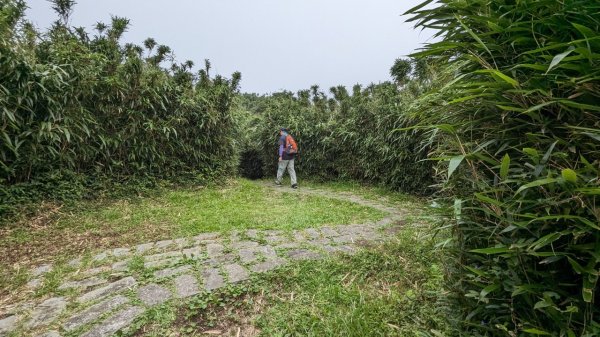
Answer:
278, 138, 284, 161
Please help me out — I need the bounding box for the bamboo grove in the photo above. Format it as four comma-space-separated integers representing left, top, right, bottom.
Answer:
240, 0, 599, 335
1, 0, 599, 336
408, 0, 599, 335
0, 0, 240, 217
238, 62, 442, 195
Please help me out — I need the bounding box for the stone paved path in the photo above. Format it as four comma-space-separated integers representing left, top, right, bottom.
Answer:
0, 183, 406, 337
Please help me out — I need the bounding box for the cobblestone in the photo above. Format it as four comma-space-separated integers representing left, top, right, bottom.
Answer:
155, 239, 175, 250
63, 295, 129, 332
288, 249, 322, 260
154, 265, 192, 279
92, 252, 108, 262
82, 266, 111, 277
26, 297, 67, 328
68, 257, 82, 268
26, 278, 42, 289
206, 243, 224, 257
58, 277, 107, 291
144, 258, 178, 269
81, 306, 143, 337
0, 315, 18, 335
111, 260, 130, 272
174, 274, 200, 298
238, 248, 257, 263
135, 242, 154, 254
137, 284, 172, 306
112, 248, 130, 257
182, 246, 203, 259
251, 258, 286, 273
145, 251, 182, 262
77, 277, 136, 303
18, 182, 403, 337
264, 235, 286, 244
245, 229, 259, 239
303, 228, 321, 239
231, 241, 259, 249
202, 268, 224, 290
32, 264, 52, 277
224, 264, 250, 283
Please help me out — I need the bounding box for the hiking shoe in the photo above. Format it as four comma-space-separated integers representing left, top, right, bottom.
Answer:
291, 184, 298, 189
274, 180, 282, 186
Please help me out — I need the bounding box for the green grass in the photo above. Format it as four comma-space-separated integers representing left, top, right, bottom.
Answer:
61, 179, 385, 237
256, 223, 453, 337
0, 179, 384, 259
298, 179, 426, 207
2, 178, 453, 337
133, 221, 454, 337
0, 179, 385, 303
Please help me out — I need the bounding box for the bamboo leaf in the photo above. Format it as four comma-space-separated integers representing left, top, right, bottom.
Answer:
522, 328, 552, 335
515, 178, 559, 195
477, 69, 519, 87
480, 284, 500, 298
448, 155, 465, 179
546, 46, 576, 74
471, 247, 511, 254
529, 232, 563, 251
500, 154, 510, 180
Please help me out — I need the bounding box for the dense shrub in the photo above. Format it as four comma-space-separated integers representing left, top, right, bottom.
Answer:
0, 0, 241, 218
239, 149, 264, 179
240, 77, 438, 195
406, 0, 600, 335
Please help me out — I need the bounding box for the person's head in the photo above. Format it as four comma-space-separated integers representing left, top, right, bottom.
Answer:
279, 128, 288, 136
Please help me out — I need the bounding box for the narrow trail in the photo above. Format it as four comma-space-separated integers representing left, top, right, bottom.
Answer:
0, 183, 407, 337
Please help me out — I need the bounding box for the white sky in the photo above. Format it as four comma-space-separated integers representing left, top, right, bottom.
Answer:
25, 0, 435, 94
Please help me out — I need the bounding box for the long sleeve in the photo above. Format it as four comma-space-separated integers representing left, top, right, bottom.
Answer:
278, 141, 284, 157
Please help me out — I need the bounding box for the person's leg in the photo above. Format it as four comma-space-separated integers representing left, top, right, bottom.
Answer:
276, 160, 288, 184
288, 158, 297, 187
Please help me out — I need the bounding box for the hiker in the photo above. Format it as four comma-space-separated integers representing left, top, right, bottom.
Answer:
275, 128, 298, 188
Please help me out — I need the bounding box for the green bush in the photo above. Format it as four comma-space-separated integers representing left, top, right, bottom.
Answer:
240, 79, 437, 194
0, 0, 240, 218
406, 0, 600, 335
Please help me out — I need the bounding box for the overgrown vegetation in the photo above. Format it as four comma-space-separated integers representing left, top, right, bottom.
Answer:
0, 0, 241, 220
405, 0, 600, 335
236, 60, 444, 195
3, 0, 599, 336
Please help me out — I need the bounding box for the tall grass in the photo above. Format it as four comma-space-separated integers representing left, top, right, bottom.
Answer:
406, 0, 600, 335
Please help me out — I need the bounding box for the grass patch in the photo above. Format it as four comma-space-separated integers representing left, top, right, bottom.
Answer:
296, 178, 427, 208
0, 179, 385, 302
256, 223, 453, 337
133, 221, 455, 337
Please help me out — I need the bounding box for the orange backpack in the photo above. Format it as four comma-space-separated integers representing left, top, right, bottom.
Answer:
285, 134, 298, 154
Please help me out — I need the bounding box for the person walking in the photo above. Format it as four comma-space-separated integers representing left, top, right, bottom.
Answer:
275, 128, 298, 188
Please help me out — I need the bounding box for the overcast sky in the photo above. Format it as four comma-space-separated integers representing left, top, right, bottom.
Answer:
25, 0, 434, 94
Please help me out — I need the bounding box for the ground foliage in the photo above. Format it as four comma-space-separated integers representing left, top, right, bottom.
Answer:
237, 66, 441, 195
0, 0, 241, 220
406, 0, 600, 336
